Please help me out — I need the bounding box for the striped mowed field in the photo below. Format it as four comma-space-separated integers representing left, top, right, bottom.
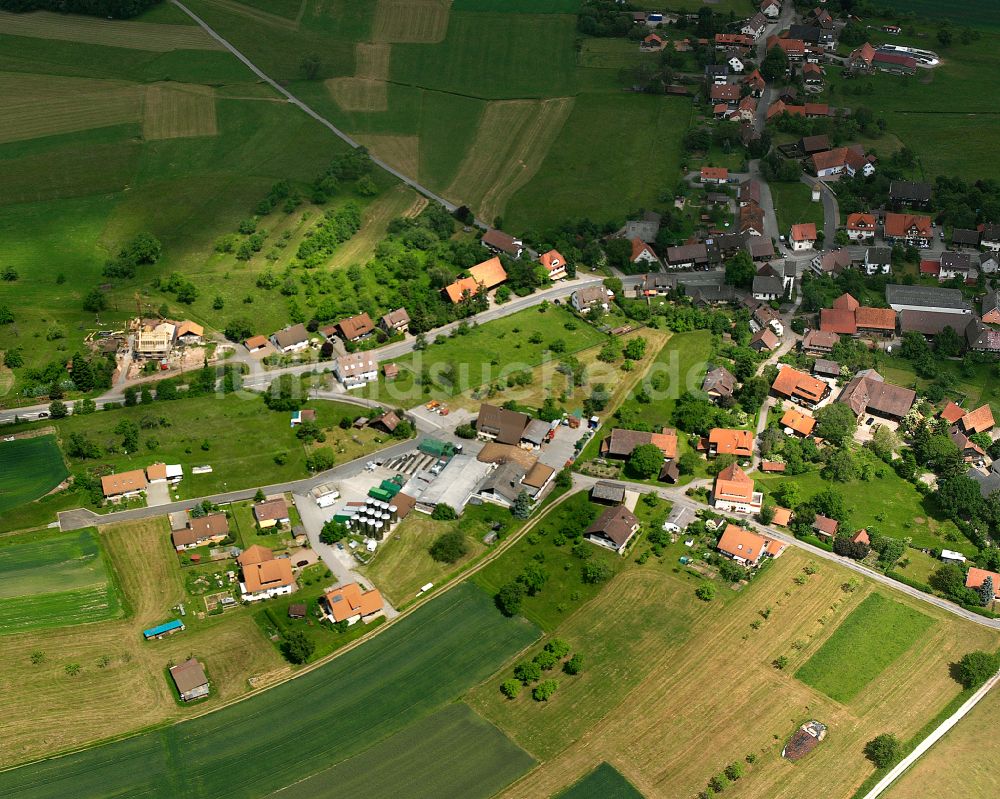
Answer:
0, 9, 222, 51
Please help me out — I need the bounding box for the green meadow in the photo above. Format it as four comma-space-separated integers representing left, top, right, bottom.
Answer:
0, 435, 68, 514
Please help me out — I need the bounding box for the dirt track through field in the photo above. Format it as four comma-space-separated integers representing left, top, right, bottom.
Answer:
328, 184, 422, 269
445, 97, 573, 224
372, 0, 451, 43
0, 73, 143, 144
143, 83, 218, 140
0, 9, 222, 51
492, 551, 999, 799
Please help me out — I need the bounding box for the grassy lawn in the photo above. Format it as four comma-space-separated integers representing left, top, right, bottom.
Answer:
880, 355, 1000, 421
505, 92, 691, 230
362, 305, 606, 403
0, 581, 539, 793
359, 506, 509, 606
755, 451, 974, 555
0, 434, 68, 514
472, 492, 625, 631
271, 703, 535, 799
556, 763, 644, 799
770, 179, 824, 236
795, 593, 935, 702
578, 329, 713, 463
18, 396, 392, 506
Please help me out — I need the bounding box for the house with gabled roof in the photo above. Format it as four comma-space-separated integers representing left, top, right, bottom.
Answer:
771, 366, 830, 407
884, 213, 932, 247
744, 69, 766, 96
846, 213, 876, 242
801, 329, 839, 354
741, 12, 768, 39
781, 407, 816, 437
481, 229, 522, 258
717, 523, 784, 565
789, 223, 817, 252
837, 369, 915, 421
271, 324, 310, 353
760, 0, 780, 17
379, 308, 410, 335
322, 582, 384, 625
959, 404, 995, 435
847, 42, 876, 73
238, 545, 295, 602
336, 312, 375, 342
712, 466, 763, 514
701, 166, 730, 184
708, 428, 754, 458
585, 505, 641, 554
982, 292, 1000, 325
601, 427, 677, 460
571, 285, 614, 314
630, 238, 659, 266
966, 567, 1000, 601
539, 250, 567, 280
702, 365, 737, 402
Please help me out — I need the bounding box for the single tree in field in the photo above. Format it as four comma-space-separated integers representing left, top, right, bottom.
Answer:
954, 651, 999, 688
864, 733, 901, 769
496, 581, 524, 617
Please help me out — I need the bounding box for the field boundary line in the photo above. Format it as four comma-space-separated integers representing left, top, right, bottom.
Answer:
170, 0, 474, 222
860, 668, 1000, 799
0, 488, 574, 776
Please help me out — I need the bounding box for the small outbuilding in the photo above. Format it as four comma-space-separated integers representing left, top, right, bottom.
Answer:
169, 658, 210, 702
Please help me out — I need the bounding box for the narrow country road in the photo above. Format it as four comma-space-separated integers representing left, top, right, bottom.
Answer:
170, 0, 461, 216
802, 174, 840, 249
570, 474, 1000, 631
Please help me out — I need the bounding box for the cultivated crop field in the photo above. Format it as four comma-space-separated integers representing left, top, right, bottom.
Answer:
795, 593, 935, 702
0, 527, 121, 634
0, 582, 539, 796
476, 546, 997, 799
0, 434, 68, 514
273, 704, 535, 799
142, 82, 218, 140
885, 680, 1000, 797
444, 97, 575, 224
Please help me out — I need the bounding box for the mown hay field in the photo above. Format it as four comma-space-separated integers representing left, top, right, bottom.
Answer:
0, 72, 143, 144
0, 434, 68, 514
0, 518, 284, 768
444, 97, 574, 224
480, 547, 998, 799
371, 0, 451, 44
142, 83, 218, 140
325, 76, 388, 111
0, 582, 539, 795
0, 9, 222, 51
272, 703, 535, 799
795, 592, 935, 702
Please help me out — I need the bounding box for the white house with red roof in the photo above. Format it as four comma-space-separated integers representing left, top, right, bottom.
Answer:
789, 223, 818, 252
630, 238, 660, 266
846, 212, 876, 243
539, 249, 567, 281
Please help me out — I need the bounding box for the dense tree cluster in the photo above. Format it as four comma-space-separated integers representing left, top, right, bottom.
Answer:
0, 0, 160, 17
